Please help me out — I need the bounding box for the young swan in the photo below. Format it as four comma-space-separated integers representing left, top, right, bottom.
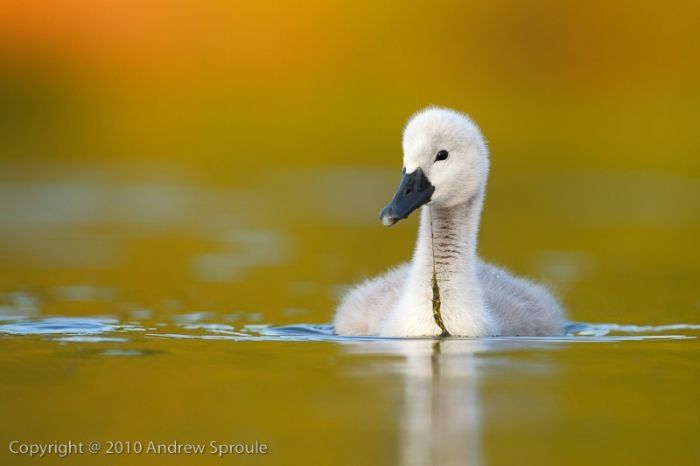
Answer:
333, 107, 567, 337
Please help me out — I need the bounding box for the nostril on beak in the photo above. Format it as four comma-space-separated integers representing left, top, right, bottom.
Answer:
404, 187, 413, 195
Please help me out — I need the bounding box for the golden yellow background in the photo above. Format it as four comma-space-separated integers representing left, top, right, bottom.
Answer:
0, 2, 699, 465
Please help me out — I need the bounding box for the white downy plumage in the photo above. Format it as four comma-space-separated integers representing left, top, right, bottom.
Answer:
334, 107, 566, 337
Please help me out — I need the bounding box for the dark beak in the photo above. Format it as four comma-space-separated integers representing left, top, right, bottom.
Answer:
379, 168, 435, 226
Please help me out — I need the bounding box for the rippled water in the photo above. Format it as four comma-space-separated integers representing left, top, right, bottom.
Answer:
1, 314, 698, 342
2, 309, 699, 466
3, 312, 700, 466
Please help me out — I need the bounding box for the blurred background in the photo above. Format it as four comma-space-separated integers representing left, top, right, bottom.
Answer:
2, 3, 700, 466
1, 0, 699, 325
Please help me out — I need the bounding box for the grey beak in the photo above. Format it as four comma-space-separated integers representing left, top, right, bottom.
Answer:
379, 168, 435, 226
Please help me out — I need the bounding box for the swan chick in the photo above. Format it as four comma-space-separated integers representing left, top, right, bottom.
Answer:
333, 106, 567, 337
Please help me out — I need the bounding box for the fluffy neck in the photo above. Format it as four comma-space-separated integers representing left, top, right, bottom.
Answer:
390, 192, 496, 336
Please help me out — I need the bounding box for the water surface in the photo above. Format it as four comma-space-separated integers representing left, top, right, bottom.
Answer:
1, 162, 699, 466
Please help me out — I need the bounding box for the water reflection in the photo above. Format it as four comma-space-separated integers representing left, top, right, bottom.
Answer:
346, 338, 557, 466
0, 313, 697, 464
346, 338, 555, 466
364, 339, 486, 466
342, 339, 531, 466
338, 326, 696, 466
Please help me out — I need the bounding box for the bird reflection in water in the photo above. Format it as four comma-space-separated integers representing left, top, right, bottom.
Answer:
344, 338, 486, 466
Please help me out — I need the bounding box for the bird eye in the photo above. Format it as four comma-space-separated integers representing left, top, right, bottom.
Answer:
435, 150, 449, 162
